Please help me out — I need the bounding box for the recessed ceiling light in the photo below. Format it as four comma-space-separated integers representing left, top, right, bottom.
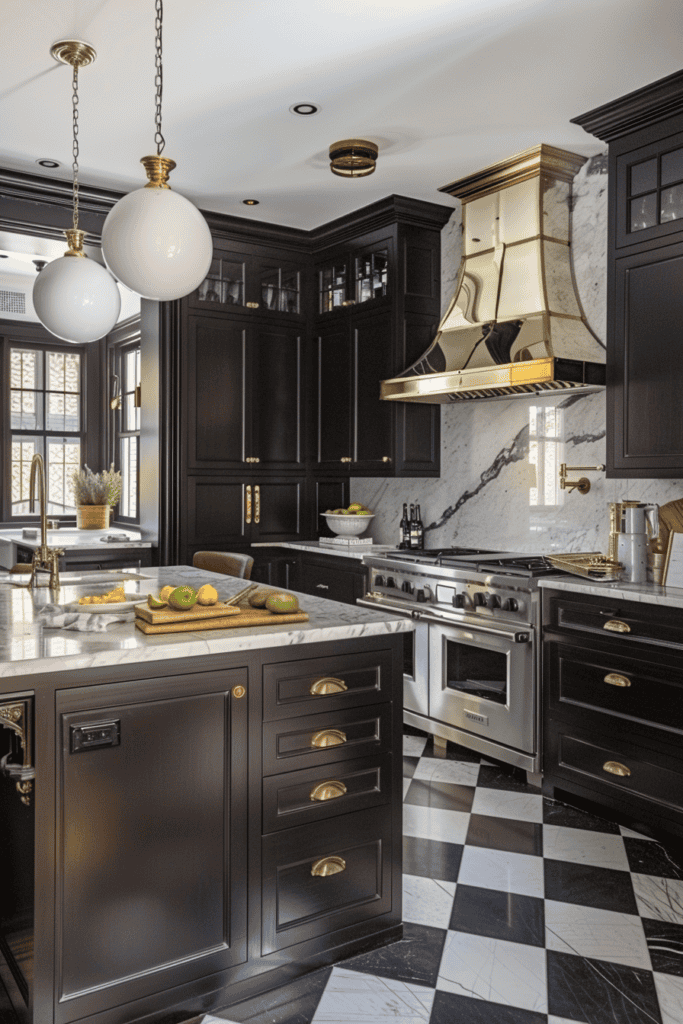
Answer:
242, 199, 259, 206
290, 102, 319, 116
36, 159, 61, 169
0, 255, 7, 259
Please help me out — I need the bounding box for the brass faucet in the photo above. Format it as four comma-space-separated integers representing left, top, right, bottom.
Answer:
559, 463, 606, 495
27, 454, 64, 590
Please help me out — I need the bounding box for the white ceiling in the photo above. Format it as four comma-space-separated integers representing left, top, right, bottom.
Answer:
1, 0, 683, 231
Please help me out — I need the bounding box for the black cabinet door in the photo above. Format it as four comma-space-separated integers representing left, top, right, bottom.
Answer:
316, 324, 353, 470
353, 311, 394, 471
187, 477, 247, 551
609, 241, 683, 475
252, 478, 306, 543
251, 324, 304, 470
187, 315, 250, 471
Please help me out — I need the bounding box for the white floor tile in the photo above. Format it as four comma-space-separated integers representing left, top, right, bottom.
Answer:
548, 1016, 588, 1024
620, 824, 657, 841
470, 787, 543, 823
654, 972, 683, 1024
457, 845, 544, 898
437, 930, 547, 1013
544, 899, 651, 970
402, 777, 411, 800
311, 966, 436, 1023
402, 802, 470, 845
403, 735, 428, 757
632, 873, 683, 924
402, 874, 456, 930
413, 758, 480, 787
543, 824, 630, 871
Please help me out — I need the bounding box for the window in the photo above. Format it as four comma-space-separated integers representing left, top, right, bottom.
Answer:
528, 404, 563, 508
10, 346, 84, 516
110, 338, 141, 523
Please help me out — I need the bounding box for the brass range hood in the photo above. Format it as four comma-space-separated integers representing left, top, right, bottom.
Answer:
381, 144, 606, 404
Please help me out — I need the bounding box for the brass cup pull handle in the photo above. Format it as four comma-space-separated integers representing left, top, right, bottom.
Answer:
603, 760, 631, 777
311, 855, 346, 877
311, 729, 346, 748
310, 677, 348, 696
603, 619, 631, 633
604, 673, 632, 688
310, 780, 348, 802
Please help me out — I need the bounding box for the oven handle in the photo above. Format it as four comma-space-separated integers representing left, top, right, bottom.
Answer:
356, 598, 531, 643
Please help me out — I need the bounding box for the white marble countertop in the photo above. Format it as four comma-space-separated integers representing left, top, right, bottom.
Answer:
0, 527, 152, 551
251, 540, 393, 561
0, 565, 413, 682
539, 575, 683, 609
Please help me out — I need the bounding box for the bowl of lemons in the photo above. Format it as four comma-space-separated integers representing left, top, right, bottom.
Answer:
322, 503, 375, 536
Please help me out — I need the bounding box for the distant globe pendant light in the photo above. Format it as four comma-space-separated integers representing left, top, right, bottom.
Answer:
329, 139, 378, 178
33, 41, 121, 344
100, 0, 212, 301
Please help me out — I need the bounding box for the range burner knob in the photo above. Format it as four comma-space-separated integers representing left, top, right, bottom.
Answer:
503, 598, 519, 612
416, 588, 427, 603
401, 580, 414, 594
452, 593, 465, 609
386, 577, 396, 588
485, 594, 501, 609
375, 575, 386, 587
473, 592, 486, 607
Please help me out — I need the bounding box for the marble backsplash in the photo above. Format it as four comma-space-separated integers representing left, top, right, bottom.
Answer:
350, 152, 683, 552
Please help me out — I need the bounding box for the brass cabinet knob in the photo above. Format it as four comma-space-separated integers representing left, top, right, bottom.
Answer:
340, 457, 352, 463
232, 685, 246, 699
311, 855, 346, 877
310, 676, 348, 696
603, 760, 631, 777
311, 729, 346, 748
604, 673, 632, 688
310, 780, 347, 802
382, 456, 391, 463
603, 619, 631, 633
246, 301, 259, 308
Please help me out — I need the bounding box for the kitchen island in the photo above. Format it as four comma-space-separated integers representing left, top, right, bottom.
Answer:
0, 567, 411, 1024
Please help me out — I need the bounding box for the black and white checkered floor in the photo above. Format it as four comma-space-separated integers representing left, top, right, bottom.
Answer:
207, 726, 683, 1023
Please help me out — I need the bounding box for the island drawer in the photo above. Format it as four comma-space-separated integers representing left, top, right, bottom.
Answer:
546, 719, 683, 816
262, 703, 391, 775
261, 806, 392, 954
262, 648, 392, 720
546, 639, 683, 734
545, 591, 683, 648
262, 752, 392, 832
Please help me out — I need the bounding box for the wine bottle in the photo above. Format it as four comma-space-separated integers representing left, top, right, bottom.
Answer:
399, 503, 410, 548
409, 504, 419, 549
415, 504, 424, 549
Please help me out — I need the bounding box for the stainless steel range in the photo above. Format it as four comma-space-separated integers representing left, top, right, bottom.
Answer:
359, 548, 564, 781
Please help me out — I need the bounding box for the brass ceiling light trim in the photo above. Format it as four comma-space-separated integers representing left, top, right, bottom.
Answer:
329, 139, 378, 178
50, 40, 97, 67
141, 155, 176, 189
64, 228, 86, 258
242, 199, 260, 206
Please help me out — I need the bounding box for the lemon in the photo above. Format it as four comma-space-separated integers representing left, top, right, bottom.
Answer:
196, 584, 218, 605
159, 585, 175, 602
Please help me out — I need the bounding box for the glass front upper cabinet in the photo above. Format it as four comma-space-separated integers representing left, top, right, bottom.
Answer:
318, 248, 388, 313
628, 145, 683, 233
193, 255, 301, 315
196, 257, 245, 307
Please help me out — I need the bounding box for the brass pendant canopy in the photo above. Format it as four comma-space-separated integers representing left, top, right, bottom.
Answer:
50, 40, 97, 67
329, 139, 378, 178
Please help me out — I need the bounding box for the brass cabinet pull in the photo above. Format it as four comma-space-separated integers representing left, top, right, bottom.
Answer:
311, 855, 346, 877
603, 760, 631, 777
603, 619, 631, 633
232, 685, 246, 699
255, 484, 260, 524
604, 672, 632, 688
340, 457, 352, 463
245, 484, 252, 524
310, 676, 348, 696
246, 301, 259, 308
310, 780, 347, 802
254, 457, 260, 463
382, 456, 391, 463
316, 583, 330, 590
311, 729, 346, 748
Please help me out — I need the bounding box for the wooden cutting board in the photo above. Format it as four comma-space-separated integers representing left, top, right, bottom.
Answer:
134, 600, 242, 625
135, 608, 309, 634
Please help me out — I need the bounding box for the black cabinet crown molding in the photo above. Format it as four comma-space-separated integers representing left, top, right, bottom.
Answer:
308, 194, 454, 253
572, 69, 683, 143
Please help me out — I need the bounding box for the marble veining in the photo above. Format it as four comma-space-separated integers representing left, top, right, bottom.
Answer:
437, 930, 547, 1013
544, 900, 651, 970
311, 967, 436, 1023
0, 566, 412, 681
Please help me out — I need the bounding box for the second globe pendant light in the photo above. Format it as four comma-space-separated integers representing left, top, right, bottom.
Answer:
101, 0, 212, 302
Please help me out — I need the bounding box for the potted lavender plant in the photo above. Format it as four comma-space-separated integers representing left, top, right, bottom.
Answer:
71, 464, 122, 530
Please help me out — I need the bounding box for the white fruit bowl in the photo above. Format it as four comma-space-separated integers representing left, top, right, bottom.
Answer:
322, 513, 375, 537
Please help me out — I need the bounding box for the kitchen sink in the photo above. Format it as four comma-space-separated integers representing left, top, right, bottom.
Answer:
1, 570, 152, 586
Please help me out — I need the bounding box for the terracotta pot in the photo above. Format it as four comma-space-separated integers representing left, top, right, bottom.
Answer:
77, 505, 111, 530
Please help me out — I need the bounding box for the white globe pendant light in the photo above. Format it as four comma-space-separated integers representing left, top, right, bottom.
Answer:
101, 0, 213, 301
32, 41, 121, 344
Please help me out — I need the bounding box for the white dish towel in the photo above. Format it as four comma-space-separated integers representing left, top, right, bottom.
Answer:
37, 605, 135, 631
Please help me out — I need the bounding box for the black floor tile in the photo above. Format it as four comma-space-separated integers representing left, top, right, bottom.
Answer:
544, 859, 638, 915
403, 777, 475, 813
402, 755, 419, 778
477, 763, 539, 793
213, 967, 332, 1023
340, 922, 446, 988
448, 884, 544, 946
430, 990, 547, 1024
422, 738, 482, 763
546, 949, 663, 1024
624, 838, 683, 879
642, 917, 683, 977
403, 834, 463, 882
543, 797, 621, 834
465, 814, 543, 857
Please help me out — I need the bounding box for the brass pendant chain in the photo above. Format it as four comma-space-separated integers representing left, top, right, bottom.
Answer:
71, 62, 80, 231
154, 0, 165, 155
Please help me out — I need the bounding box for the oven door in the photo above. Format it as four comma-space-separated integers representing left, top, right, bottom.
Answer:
402, 619, 429, 717
428, 618, 534, 754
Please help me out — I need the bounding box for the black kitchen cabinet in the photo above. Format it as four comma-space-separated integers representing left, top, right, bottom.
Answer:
297, 551, 368, 605
542, 587, 683, 845
189, 245, 304, 321
316, 237, 390, 316
14, 544, 152, 573
573, 69, 683, 477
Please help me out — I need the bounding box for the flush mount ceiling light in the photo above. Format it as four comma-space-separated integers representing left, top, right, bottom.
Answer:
290, 102, 319, 116
329, 139, 378, 178
32, 41, 121, 344
242, 199, 259, 206
36, 158, 61, 169
101, 0, 212, 301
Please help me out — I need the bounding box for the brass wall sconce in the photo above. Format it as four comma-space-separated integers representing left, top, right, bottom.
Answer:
559, 463, 605, 495
329, 139, 378, 178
